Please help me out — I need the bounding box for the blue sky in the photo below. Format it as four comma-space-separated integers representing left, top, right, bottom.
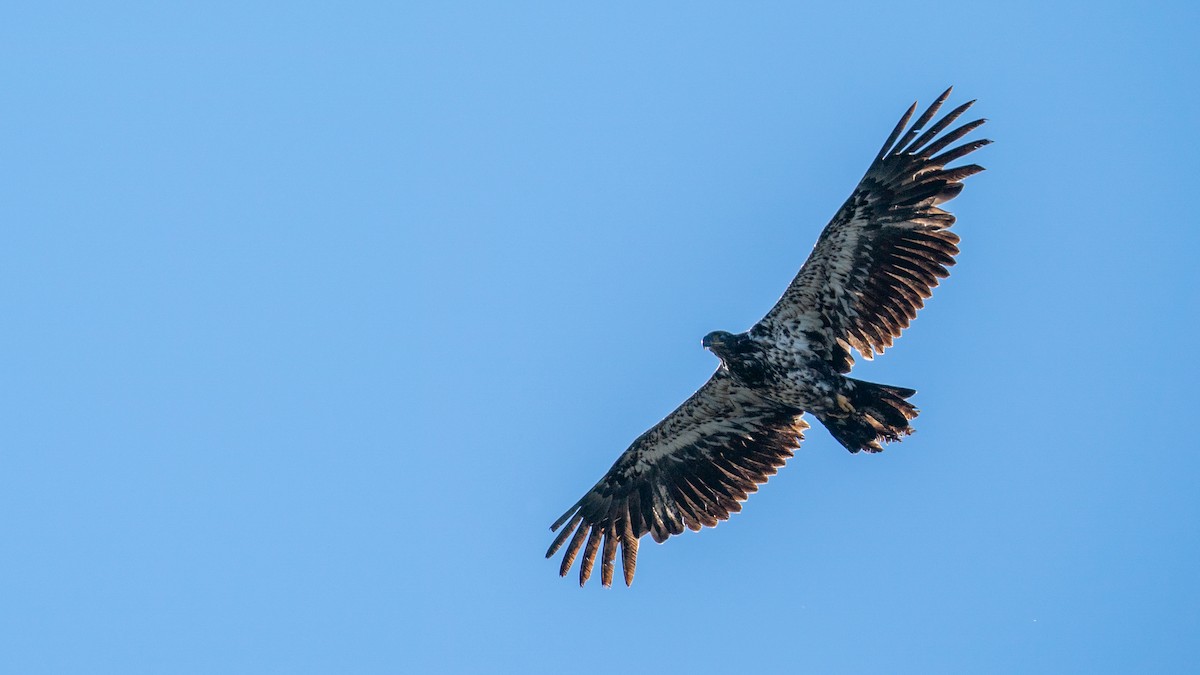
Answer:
3, 2, 1198, 673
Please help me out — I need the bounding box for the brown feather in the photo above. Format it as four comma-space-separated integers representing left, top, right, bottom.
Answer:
578, 525, 604, 586
600, 524, 618, 587
559, 522, 590, 578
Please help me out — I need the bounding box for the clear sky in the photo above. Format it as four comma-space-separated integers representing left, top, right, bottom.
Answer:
3, 2, 1198, 674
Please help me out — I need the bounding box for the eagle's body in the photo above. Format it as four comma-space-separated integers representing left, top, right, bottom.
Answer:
548, 89, 989, 587
706, 330, 834, 411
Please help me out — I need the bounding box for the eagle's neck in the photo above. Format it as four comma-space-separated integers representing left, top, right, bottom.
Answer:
713, 332, 766, 385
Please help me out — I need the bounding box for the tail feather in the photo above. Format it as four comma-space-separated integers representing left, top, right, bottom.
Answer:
818, 378, 918, 453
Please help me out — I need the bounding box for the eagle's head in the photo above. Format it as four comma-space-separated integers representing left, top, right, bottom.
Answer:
701, 330, 736, 359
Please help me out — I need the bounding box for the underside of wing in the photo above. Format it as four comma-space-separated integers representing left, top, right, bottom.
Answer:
546, 372, 808, 587
760, 87, 990, 371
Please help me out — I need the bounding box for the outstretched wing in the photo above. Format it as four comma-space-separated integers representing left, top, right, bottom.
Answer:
758, 87, 990, 372
546, 371, 808, 587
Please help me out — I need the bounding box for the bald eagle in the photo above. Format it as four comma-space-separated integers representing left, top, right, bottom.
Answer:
547, 88, 989, 587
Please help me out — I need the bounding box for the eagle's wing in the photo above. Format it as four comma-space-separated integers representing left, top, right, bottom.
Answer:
546, 371, 808, 587
757, 88, 990, 372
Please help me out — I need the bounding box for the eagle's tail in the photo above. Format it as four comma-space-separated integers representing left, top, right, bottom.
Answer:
817, 378, 919, 453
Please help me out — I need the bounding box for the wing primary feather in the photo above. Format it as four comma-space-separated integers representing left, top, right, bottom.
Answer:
545, 511, 584, 558
550, 501, 582, 532
919, 118, 988, 159
930, 138, 994, 167
936, 164, 986, 182
874, 101, 918, 162
558, 521, 591, 577
578, 525, 604, 586
620, 516, 638, 586
892, 87, 953, 156
904, 99, 975, 155
600, 524, 618, 587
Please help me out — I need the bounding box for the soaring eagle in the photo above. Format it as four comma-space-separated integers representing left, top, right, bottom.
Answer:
547, 88, 989, 587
